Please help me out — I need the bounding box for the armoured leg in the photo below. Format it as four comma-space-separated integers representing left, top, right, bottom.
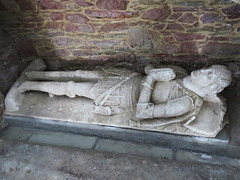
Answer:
18, 81, 95, 99
25, 70, 103, 82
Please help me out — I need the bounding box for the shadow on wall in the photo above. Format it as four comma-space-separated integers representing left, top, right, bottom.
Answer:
0, 0, 49, 94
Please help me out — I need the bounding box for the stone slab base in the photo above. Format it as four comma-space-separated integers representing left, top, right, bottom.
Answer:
4, 113, 237, 158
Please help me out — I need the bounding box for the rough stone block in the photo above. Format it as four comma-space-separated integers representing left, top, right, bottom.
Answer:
0, 93, 4, 127
0, 126, 34, 141
174, 32, 205, 41
88, 40, 121, 47
180, 42, 197, 53
175, 1, 205, 6
200, 13, 224, 23
96, 0, 128, 10
73, 49, 100, 56
50, 12, 64, 21
63, 25, 88, 34
153, 24, 165, 30
66, 23, 78, 33
74, 0, 93, 7
127, 28, 163, 50
53, 38, 82, 46
201, 42, 240, 55
45, 22, 64, 29
178, 13, 198, 23
95, 139, 173, 159
170, 13, 182, 20
28, 130, 97, 149
98, 22, 127, 33
38, 0, 66, 9
17, 0, 36, 11
85, 10, 138, 18
166, 23, 184, 31
222, 4, 240, 19
176, 150, 240, 168
164, 44, 179, 54
78, 25, 95, 33
45, 49, 71, 57
142, 5, 171, 21
15, 39, 38, 58
172, 7, 195, 12
66, 14, 89, 24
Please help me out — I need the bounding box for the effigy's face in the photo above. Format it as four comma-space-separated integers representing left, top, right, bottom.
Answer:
190, 68, 222, 90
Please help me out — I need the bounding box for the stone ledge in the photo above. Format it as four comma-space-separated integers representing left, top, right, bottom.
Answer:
28, 130, 97, 149
95, 138, 173, 160
4, 114, 240, 159
1, 126, 240, 169
176, 150, 240, 169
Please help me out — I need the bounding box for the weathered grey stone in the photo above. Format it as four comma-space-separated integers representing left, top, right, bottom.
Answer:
142, 5, 171, 21
28, 130, 97, 149
207, 0, 232, 5
222, 4, 240, 19
127, 28, 163, 50
0, 92, 5, 128
176, 150, 240, 168
175, 1, 205, 6
95, 138, 173, 159
1, 140, 240, 180
0, 126, 33, 141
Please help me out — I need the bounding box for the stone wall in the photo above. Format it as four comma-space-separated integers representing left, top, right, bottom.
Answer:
0, 0, 240, 86
0, 1, 37, 94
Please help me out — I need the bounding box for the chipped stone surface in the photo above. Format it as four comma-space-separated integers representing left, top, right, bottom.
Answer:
74, 0, 93, 7
142, 5, 171, 21
98, 22, 128, 33
201, 42, 240, 55
164, 44, 179, 54
127, 28, 163, 50
0, 141, 240, 180
38, 0, 66, 9
166, 23, 184, 30
174, 33, 205, 41
66, 14, 89, 24
200, 13, 224, 23
85, 10, 138, 18
222, 4, 240, 19
178, 13, 198, 23
96, 0, 128, 10
0, 93, 4, 126
50, 12, 64, 21
180, 42, 198, 53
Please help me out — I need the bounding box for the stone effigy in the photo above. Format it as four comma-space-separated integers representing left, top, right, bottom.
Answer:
5, 59, 231, 137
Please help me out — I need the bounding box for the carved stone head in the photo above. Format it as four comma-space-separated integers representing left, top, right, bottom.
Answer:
185, 65, 232, 97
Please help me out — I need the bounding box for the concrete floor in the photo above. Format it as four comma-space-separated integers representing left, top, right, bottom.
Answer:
0, 140, 240, 180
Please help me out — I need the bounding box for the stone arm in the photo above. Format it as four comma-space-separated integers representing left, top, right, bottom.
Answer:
135, 68, 194, 120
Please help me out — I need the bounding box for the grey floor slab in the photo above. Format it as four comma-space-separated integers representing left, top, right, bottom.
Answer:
1, 126, 240, 169
176, 150, 240, 168
95, 138, 173, 160
0, 126, 34, 141
6, 115, 239, 159
1, 140, 240, 180
28, 130, 98, 149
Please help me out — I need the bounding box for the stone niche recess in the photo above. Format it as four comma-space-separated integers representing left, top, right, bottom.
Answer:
0, 0, 240, 138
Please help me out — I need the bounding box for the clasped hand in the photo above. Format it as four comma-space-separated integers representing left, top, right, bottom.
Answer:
145, 66, 176, 81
